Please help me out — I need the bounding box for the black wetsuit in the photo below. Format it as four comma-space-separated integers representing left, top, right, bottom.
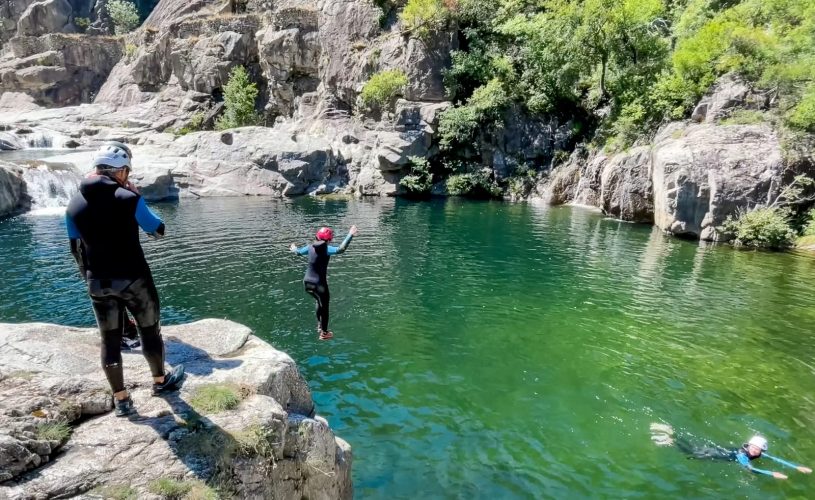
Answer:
294, 234, 353, 333
66, 174, 166, 393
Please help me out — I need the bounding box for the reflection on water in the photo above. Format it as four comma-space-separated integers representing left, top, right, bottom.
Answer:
0, 197, 814, 499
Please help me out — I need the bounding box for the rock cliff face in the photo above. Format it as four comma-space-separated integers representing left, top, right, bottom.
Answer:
0, 33, 123, 106
0, 319, 352, 499
0, 162, 30, 218
542, 77, 812, 242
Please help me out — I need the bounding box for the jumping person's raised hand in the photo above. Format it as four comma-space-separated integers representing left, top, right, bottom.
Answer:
290, 243, 297, 252
349, 225, 358, 236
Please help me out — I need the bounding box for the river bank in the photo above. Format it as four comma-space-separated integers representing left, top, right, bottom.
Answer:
0, 318, 352, 499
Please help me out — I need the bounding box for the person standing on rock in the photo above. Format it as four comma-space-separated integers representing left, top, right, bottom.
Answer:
65, 142, 184, 417
290, 225, 358, 340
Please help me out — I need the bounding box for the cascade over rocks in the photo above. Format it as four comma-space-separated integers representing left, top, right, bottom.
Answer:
0, 319, 353, 499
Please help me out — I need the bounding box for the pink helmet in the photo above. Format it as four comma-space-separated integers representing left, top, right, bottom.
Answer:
316, 227, 334, 241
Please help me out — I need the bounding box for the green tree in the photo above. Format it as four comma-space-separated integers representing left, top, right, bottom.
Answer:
438, 78, 509, 150
108, 0, 141, 35
216, 66, 259, 130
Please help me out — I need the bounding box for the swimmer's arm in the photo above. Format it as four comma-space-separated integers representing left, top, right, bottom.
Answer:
290, 244, 308, 256
764, 453, 807, 471
737, 453, 783, 477
328, 226, 357, 255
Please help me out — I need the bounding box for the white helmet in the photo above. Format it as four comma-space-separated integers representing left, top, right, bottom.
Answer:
92, 142, 132, 170
748, 435, 768, 451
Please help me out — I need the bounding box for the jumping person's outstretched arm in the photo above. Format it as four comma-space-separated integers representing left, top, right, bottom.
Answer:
764, 454, 812, 474
328, 225, 358, 256
290, 243, 309, 256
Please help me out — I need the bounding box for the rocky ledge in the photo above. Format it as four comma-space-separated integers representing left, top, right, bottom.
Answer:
0, 319, 352, 499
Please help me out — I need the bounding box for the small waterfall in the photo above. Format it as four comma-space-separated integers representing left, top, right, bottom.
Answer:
21, 165, 82, 213
25, 131, 64, 149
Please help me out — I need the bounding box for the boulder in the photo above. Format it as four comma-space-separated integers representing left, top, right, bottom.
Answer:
0, 319, 352, 499
0, 133, 23, 151
599, 146, 653, 223
16, 0, 73, 37
0, 34, 123, 106
690, 73, 768, 123
0, 163, 30, 218
652, 123, 783, 241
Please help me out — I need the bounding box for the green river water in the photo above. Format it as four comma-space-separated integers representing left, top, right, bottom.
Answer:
1, 197, 814, 498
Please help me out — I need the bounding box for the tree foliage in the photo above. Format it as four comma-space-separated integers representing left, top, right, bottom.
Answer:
108, 0, 141, 35
400, 0, 450, 39
441, 0, 815, 149
216, 66, 259, 130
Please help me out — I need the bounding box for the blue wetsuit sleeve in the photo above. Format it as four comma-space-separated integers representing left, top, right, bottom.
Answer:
328, 233, 353, 255
736, 452, 774, 476
65, 213, 80, 239
764, 453, 800, 469
135, 198, 163, 234
294, 246, 309, 256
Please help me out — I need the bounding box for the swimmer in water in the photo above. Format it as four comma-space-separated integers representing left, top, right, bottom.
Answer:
650, 423, 812, 479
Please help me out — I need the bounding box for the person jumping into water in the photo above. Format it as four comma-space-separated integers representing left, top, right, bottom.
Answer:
66, 142, 184, 417
290, 225, 358, 340
650, 423, 812, 479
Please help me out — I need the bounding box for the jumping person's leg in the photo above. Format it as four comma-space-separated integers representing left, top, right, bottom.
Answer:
305, 283, 323, 328
305, 282, 331, 339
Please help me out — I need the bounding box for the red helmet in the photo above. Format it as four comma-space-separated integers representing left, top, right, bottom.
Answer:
316, 227, 334, 241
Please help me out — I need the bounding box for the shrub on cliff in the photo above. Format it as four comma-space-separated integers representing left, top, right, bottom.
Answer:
723, 207, 797, 249
400, 0, 449, 39
108, 0, 141, 35
446, 171, 501, 199
399, 156, 433, 196
360, 70, 409, 108
216, 66, 260, 130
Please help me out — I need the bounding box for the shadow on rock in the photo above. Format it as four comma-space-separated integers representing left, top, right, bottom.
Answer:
164, 338, 243, 377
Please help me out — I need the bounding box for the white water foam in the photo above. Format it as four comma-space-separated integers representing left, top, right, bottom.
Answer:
21, 165, 82, 213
